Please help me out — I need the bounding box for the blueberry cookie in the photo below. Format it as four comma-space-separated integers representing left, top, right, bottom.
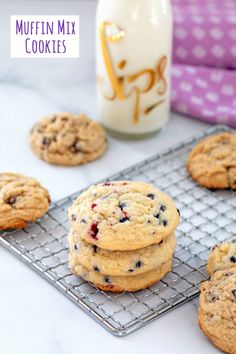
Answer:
198, 268, 236, 354
187, 132, 236, 189
0, 173, 50, 230
29, 113, 107, 166
68, 181, 180, 251
69, 258, 172, 292
68, 230, 176, 276
207, 236, 236, 275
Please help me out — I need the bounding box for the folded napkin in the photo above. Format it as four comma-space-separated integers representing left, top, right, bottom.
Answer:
172, 0, 236, 127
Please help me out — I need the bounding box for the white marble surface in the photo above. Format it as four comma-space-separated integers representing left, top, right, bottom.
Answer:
0, 80, 221, 354
0, 1, 221, 353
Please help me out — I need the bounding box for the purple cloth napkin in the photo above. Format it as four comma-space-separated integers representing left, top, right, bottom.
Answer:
171, 0, 236, 127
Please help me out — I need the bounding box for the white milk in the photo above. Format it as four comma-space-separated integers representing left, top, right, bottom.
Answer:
96, 0, 173, 138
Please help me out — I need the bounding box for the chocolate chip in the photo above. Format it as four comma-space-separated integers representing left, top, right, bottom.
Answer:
135, 260, 142, 268
70, 140, 81, 153
50, 116, 57, 123
154, 213, 160, 219
6, 196, 17, 205
71, 214, 77, 222
93, 245, 98, 253
128, 269, 134, 273
80, 218, 86, 224
160, 205, 166, 212
93, 266, 100, 272
162, 220, 168, 227
177, 208, 180, 216
159, 240, 163, 245
147, 194, 155, 200
225, 272, 233, 277
230, 256, 236, 263
104, 276, 111, 283
232, 290, 236, 299
42, 137, 51, 146
207, 291, 219, 303
74, 244, 78, 250
119, 217, 129, 223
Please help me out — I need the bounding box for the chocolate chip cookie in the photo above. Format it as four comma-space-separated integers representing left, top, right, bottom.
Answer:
198, 268, 236, 354
187, 132, 236, 189
0, 173, 50, 230
29, 113, 107, 166
68, 229, 176, 276
69, 258, 172, 292
68, 181, 180, 251
207, 236, 236, 275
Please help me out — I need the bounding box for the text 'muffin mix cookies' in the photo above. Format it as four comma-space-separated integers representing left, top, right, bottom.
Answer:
68, 181, 180, 292
29, 112, 107, 166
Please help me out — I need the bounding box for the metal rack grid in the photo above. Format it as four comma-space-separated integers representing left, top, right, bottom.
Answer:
1, 125, 235, 336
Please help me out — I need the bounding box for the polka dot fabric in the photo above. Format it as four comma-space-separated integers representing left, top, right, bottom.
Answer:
173, 0, 236, 68
171, 0, 236, 127
171, 65, 236, 127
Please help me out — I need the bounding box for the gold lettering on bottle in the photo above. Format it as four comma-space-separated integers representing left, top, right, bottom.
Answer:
98, 22, 168, 124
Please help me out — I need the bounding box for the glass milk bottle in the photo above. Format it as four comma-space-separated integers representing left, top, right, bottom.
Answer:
96, 0, 173, 139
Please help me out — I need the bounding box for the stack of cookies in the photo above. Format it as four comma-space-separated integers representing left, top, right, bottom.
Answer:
68, 181, 180, 292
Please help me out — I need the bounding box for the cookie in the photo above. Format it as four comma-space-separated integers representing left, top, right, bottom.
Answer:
69, 258, 172, 292
68, 181, 180, 251
68, 229, 176, 276
29, 113, 107, 166
187, 132, 236, 189
0, 173, 50, 230
198, 268, 236, 354
207, 236, 236, 275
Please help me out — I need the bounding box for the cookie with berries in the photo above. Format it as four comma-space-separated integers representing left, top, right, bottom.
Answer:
69, 258, 172, 292
68, 181, 180, 251
68, 229, 176, 276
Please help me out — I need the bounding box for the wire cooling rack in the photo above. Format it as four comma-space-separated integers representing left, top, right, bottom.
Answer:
1, 125, 235, 336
